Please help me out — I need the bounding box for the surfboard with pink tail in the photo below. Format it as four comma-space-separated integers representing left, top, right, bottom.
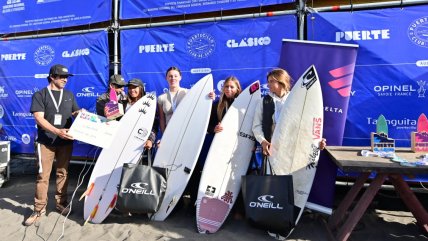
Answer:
196, 81, 261, 233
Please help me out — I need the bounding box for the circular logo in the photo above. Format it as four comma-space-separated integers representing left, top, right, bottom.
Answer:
408, 17, 428, 48
34, 45, 55, 66
22, 134, 31, 144
186, 33, 216, 59
217, 80, 225, 92
0, 105, 4, 118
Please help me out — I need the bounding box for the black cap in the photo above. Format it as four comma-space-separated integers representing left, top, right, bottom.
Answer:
109, 74, 126, 86
127, 78, 144, 87
49, 64, 73, 77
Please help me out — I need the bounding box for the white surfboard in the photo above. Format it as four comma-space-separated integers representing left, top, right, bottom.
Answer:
150, 74, 213, 221
269, 65, 324, 237
196, 81, 261, 233
83, 93, 157, 224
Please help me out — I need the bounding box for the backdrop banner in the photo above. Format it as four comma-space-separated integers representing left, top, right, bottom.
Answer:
120, 15, 297, 96
307, 5, 428, 182
0, 31, 110, 156
279, 40, 358, 213
121, 0, 294, 19
0, 0, 110, 34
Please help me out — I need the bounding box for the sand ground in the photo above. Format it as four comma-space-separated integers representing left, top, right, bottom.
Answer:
0, 160, 427, 241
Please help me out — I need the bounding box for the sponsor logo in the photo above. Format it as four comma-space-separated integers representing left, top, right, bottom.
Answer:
21, 134, 30, 144
336, 29, 390, 42
12, 111, 33, 119
408, 17, 428, 48
249, 195, 284, 209
134, 127, 148, 141
186, 33, 216, 59
312, 118, 322, 139
302, 67, 317, 90
0, 86, 9, 98
1, 147, 7, 152
2, 136, 17, 141
76, 87, 100, 98
249, 82, 260, 94
1, 53, 26, 61
367, 116, 417, 130
416, 60, 428, 67
417, 80, 426, 98
79, 112, 99, 123
373, 84, 418, 97
139, 43, 174, 53
221, 190, 234, 204
260, 83, 269, 96
307, 144, 319, 169
226, 37, 271, 48
205, 185, 216, 196
62, 48, 90, 58
34, 74, 49, 79
34, 45, 55, 66
328, 64, 355, 97
15, 87, 38, 98
0, 105, 3, 118
121, 182, 154, 195
324, 106, 343, 113
239, 131, 256, 141
190, 68, 211, 74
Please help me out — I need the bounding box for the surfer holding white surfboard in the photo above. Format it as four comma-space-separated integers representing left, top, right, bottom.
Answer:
187, 76, 243, 206
252, 68, 326, 158
251, 67, 326, 239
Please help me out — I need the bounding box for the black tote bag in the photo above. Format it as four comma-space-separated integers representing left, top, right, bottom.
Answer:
116, 150, 167, 214
241, 158, 300, 236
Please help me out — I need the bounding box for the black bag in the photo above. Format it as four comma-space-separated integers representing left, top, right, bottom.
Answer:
116, 149, 167, 214
241, 157, 300, 236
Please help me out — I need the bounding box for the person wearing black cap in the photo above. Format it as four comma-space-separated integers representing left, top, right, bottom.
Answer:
96, 74, 127, 118
25, 64, 82, 226
125, 78, 157, 150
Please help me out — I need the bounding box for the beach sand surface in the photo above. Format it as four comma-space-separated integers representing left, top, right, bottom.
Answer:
0, 161, 427, 241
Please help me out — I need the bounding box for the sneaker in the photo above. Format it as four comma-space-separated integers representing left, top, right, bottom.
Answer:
56, 203, 72, 215
24, 209, 46, 226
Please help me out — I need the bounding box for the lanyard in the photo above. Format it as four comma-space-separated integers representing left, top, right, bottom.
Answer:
47, 86, 63, 113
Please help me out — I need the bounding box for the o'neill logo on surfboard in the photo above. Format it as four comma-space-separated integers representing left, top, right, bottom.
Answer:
301, 66, 318, 90
249, 195, 284, 209
121, 182, 155, 195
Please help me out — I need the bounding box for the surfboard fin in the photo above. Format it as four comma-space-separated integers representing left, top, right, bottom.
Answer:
79, 183, 95, 201
84, 204, 99, 225
105, 194, 117, 213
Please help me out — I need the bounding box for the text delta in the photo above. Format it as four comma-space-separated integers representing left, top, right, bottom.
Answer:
336, 29, 390, 42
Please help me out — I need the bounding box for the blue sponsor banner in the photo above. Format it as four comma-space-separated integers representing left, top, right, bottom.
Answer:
0, 31, 109, 156
120, 0, 294, 19
307, 5, 428, 148
0, 0, 110, 34
120, 15, 297, 96
307, 5, 428, 182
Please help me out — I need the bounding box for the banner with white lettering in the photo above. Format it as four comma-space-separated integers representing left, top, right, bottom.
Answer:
121, 0, 294, 19
307, 5, 428, 181
307, 5, 428, 147
121, 15, 297, 96
0, 0, 110, 34
0, 31, 109, 156
279, 40, 358, 213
